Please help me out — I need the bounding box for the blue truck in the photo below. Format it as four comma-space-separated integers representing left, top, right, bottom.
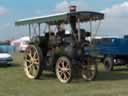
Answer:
96, 36, 128, 71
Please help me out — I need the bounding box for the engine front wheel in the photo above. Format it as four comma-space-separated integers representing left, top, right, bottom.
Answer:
56, 56, 72, 83
81, 56, 97, 81
24, 45, 44, 79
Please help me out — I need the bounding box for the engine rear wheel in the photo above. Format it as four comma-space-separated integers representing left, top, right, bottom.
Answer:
24, 45, 43, 79
56, 56, 72, 83
81, 56, 97, 81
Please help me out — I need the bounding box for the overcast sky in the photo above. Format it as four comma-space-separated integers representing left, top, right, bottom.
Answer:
0, 0, 128, 40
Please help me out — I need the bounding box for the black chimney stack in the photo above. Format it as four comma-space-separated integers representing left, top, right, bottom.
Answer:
69, 5, 77, 12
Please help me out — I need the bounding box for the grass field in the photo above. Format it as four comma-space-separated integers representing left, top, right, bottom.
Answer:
0, 53, 128, 96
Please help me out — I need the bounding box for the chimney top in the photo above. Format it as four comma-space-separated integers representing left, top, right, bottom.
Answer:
69, 5, 77, 12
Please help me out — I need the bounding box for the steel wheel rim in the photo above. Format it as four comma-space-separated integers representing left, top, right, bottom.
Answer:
82, 58, 96, 80
56, 57, 71, 83
24, 46, 40, 79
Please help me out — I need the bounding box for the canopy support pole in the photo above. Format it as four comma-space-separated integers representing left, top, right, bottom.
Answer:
77, 17, 81, 42
48, 24, 51, 36
28, 24, 31, 39
38, 23, 41, 36
90, 19, 93, 45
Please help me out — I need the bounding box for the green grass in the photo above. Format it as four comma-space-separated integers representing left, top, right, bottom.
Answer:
0, 53, 128, 96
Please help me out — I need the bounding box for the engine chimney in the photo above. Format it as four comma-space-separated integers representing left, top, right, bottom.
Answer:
69, 5, 77, 12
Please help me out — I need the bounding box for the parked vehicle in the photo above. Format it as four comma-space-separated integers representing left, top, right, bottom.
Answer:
97, 36, 128, 71
15, 6, 104, 83
0, 44, 13, 64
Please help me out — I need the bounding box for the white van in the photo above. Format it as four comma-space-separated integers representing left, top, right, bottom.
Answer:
0, 44, 13, 64
0, 53, 12, 64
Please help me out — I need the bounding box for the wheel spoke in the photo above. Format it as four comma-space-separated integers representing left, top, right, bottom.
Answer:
33, 58, 39, 65
34, 64, 39, 70
58, 71, 63, 76
66, 70, 70, 75
65, 68, 70, 71
32, 65, 37, 76
27, 49, 32, 58
27, 64, 33, 69
58, 60, 63, 66
65, 71, 70, 78
63, 72, 67, 80
58, 67, 62, 72
28, 65, 33, 75
58, 65, 62, 69
61, 60, 65, 68
65, 64, 70, 68
64, 72, 69, 80
58, 69, 62, 73
29, 65, 37, 76
25, 59, 31, 64
29, 53, 32, 58
58, 63, 63, 69
30, 49, 39, 65
34, 61, 39, 65
33, 52, 37, 59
